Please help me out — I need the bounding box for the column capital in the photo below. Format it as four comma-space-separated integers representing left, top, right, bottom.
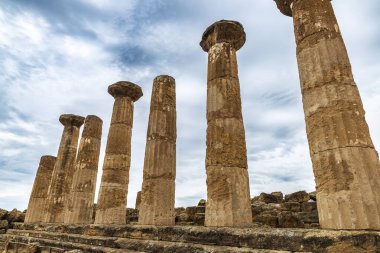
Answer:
200, 20, 246, 52
275, 0, 333, 17
59, 114, 85, 127
108, 81, 143, 101
274, 0, 294, 17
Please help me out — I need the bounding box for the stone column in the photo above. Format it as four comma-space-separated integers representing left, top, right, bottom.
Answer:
275, 0, 380, 229
64, 115, 103, 224
200, 20, 252, 227
135, 191, 141, 210
139, 75, 176, 226
95, 81, 143, 224
24, 156, 56, 223
45, 114, 85, 223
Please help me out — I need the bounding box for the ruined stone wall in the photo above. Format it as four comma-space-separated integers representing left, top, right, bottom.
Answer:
0, 208, 25, 249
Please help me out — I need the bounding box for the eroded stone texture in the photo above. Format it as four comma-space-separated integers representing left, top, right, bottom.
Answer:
201, 20, 252, 227
135, 191, 141, 210
139, 75, 176, 226
275, 0, 380, 229
64, 115, 103, 224
24, 156, 56, 223
95, 81, 143, 225
45, 114, 85, 223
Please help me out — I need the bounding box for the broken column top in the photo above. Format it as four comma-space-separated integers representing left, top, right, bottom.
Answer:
82, 115, 103, 138
40, 155, 57, 167
154, 75, 175, 84
200, 20, 246, 52
108, 81, 143, 101
59, 114, 85, 127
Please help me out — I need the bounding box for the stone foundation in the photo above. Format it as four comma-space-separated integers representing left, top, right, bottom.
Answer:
2, 222, 379, 252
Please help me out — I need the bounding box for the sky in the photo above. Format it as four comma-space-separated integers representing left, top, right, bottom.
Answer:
0, 0, 379, 211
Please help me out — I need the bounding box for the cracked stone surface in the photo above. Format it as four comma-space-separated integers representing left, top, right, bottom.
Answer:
201, 20, 252, 227
275, 0, 380, 229
138, 75, 176, 226
64, 115, 103, 224
24, 156, 56, 223
95, 81, 143, 225
45, 114, 85, 223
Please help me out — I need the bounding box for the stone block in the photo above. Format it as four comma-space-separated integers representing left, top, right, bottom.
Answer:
301, 202, 317, 212
194, 213, 205, 226
309, 191, 317, 201
271, 192, 284, 202
6, 209, 25, 223
282, 202, 301, 212
256, 193, 281, 204
278, 211, 304, 228
0, 220, 8, 229
197, 199, 206, 207
0, 209, 7, 220
296, 212, 319, 224
253, 214, 278, 227
285, 191, 310, 203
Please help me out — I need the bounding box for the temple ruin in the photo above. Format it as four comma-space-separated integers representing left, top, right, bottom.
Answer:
1, 0, 380, 252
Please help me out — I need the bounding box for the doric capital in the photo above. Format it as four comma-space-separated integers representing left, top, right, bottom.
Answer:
108, 81, 143, 101
200, 20, 246, 52
59, 114, 85, 127
274, 0, 294, 17
275, 0, 333, 17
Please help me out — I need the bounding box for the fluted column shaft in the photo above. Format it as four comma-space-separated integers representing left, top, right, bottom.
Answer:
275, 0, 380, 229
25, 156, 56, 223
95, 81, 143, 224
45, 114, 85, 223
201, 20, 252, 227
64, 115, 103, 224
139, 75, 176, 226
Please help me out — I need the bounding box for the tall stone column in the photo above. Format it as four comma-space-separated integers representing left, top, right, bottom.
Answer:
64, 115, 103, 224
200, 20, 252, 227
25, 156, 56, 223
45, 114, 85, 223
139, 75, 176, 226
275, 0, 380, 229
95, 81, 143, 224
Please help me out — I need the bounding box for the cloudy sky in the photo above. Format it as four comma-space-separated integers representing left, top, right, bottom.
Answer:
0, 0, 379, 211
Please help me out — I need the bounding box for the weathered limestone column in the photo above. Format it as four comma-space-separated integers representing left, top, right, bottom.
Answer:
64, 115, 103, 224
45, 114, 85, 223
25, 156, 56, 223
135, 191, 141, 210
275, 0, 380, 229
95, 81, 143, 224
200, 20, 252, 227
139, 75, 176, 226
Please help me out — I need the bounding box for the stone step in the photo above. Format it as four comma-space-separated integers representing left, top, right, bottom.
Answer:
5, 230, 291, 253
3, 241, 66, 253
12, 223, 380, 252
5, 233, 141, 253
